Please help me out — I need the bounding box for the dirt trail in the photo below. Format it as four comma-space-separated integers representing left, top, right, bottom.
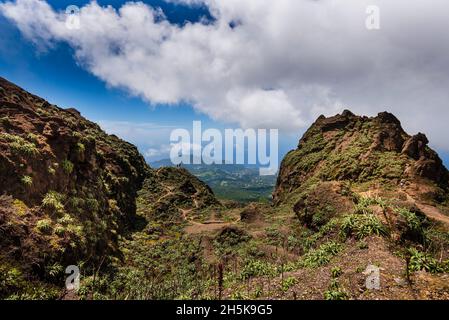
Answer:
405, 193, 449, 226
184, 220, 231, 234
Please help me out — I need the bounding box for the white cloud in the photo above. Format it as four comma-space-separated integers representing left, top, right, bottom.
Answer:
2, 0, 449, 150
145, 144, 172, 158
97, 120, 175, 145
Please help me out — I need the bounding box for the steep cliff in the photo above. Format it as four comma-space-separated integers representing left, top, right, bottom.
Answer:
0, 77, 218, 298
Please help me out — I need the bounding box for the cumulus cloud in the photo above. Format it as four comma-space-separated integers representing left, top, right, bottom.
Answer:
2, 0, 449, 149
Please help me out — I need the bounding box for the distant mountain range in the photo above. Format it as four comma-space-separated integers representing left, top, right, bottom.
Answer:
151, 159, 277, 202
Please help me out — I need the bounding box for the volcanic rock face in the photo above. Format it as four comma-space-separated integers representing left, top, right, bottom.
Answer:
0, 77, 150, 272
273, 110, 448, 206
0, 77, 219, 298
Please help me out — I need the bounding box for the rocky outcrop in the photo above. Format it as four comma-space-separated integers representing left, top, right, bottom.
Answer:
274, 111, 449, 205
0, 77, 220, 298
138, 167, 220, 222
0, 77, 150, 276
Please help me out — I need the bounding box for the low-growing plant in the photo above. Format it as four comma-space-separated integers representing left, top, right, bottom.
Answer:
324, 279, 348, 300
46, 263, 64, 279
395, 208, 427, 243
331, 266, 343, 278
57, 214, 74, 226
86, 198, 100, 212
340, 214, 387, 239
408, 248, 448, 274
62, 159, 74, 174
35, 219, 53, 234
299, 241, 342, 268
12, 199, 28, 216
42, 191, 65, 213
0, 116, 11, 126
48, 166, 56, 175
54, 225, 66, 237
26, 133, 39, 144
0, 133, 39, 157
21, 175, 33, 187
239, 259, 277, 280
280, 276, 297, 292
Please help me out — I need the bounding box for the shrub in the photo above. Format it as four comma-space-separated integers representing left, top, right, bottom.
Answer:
299, 241, 342, 268
395, 208, 427, 243
280, 276, 297, 292
21, 175, 33, 187
26, 133, 39, 144
54, 225, 66, 237
12, 199, 28, 216
331, 266, 343, 278
62, 159, 74, 174
35, 219, 53, 234
408, 248, 448, 274
57, 214, 74, 226
324, 279, 348, 300
42, 191, 65, 213
340, 214, 387, 239
240, 260, 277, 280
0, 133, 39, 157
48, 166, 56, 175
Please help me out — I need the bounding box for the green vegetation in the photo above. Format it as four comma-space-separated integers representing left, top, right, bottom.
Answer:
408, 248, 448, 274
26, 133, 39, 144
42, 191, 65, 213
21, 175, 33, 187
61, 159, 74, 174
240, 259, 277, 280
35, 219, 53, 234
0, 263, 59, 300
280, 276, 297, 292
324, 279, 348, 300
299, 241, 343, 268
0, 132, 39, 157
340, 214, 387, 239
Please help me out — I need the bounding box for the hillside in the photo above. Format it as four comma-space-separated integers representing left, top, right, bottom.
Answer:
0, 77, 219, 299
1, 77, 449, 300
87, 111, 449, 300
151, 159, 277, 203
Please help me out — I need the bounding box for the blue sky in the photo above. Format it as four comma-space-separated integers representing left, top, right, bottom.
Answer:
1, 0, 448, 167
0, 0, 300, 164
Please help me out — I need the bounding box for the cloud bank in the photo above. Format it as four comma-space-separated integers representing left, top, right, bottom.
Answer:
2, 0, 449, 149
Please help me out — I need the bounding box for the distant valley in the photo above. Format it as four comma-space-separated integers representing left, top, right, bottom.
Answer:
151, 159, 277, 203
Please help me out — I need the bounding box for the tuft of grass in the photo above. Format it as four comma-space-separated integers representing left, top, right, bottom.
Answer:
54, 225, 66, 237
26, 133, 39, 144
331, 266, 343, 278
324, 279, 348, 300
340, 214, 387, 239
21, 175, 33, 187
0, 133, 39, 157
35, 219, 53, 234
299, 241, 343, 268
280, 276, 297, 292
408, 248, 448, 274
61, 159, 74, 174
12, 199, 28, 216
42, 191, 65, 213
0, 116, 11, 126
239, 259, 277, 280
